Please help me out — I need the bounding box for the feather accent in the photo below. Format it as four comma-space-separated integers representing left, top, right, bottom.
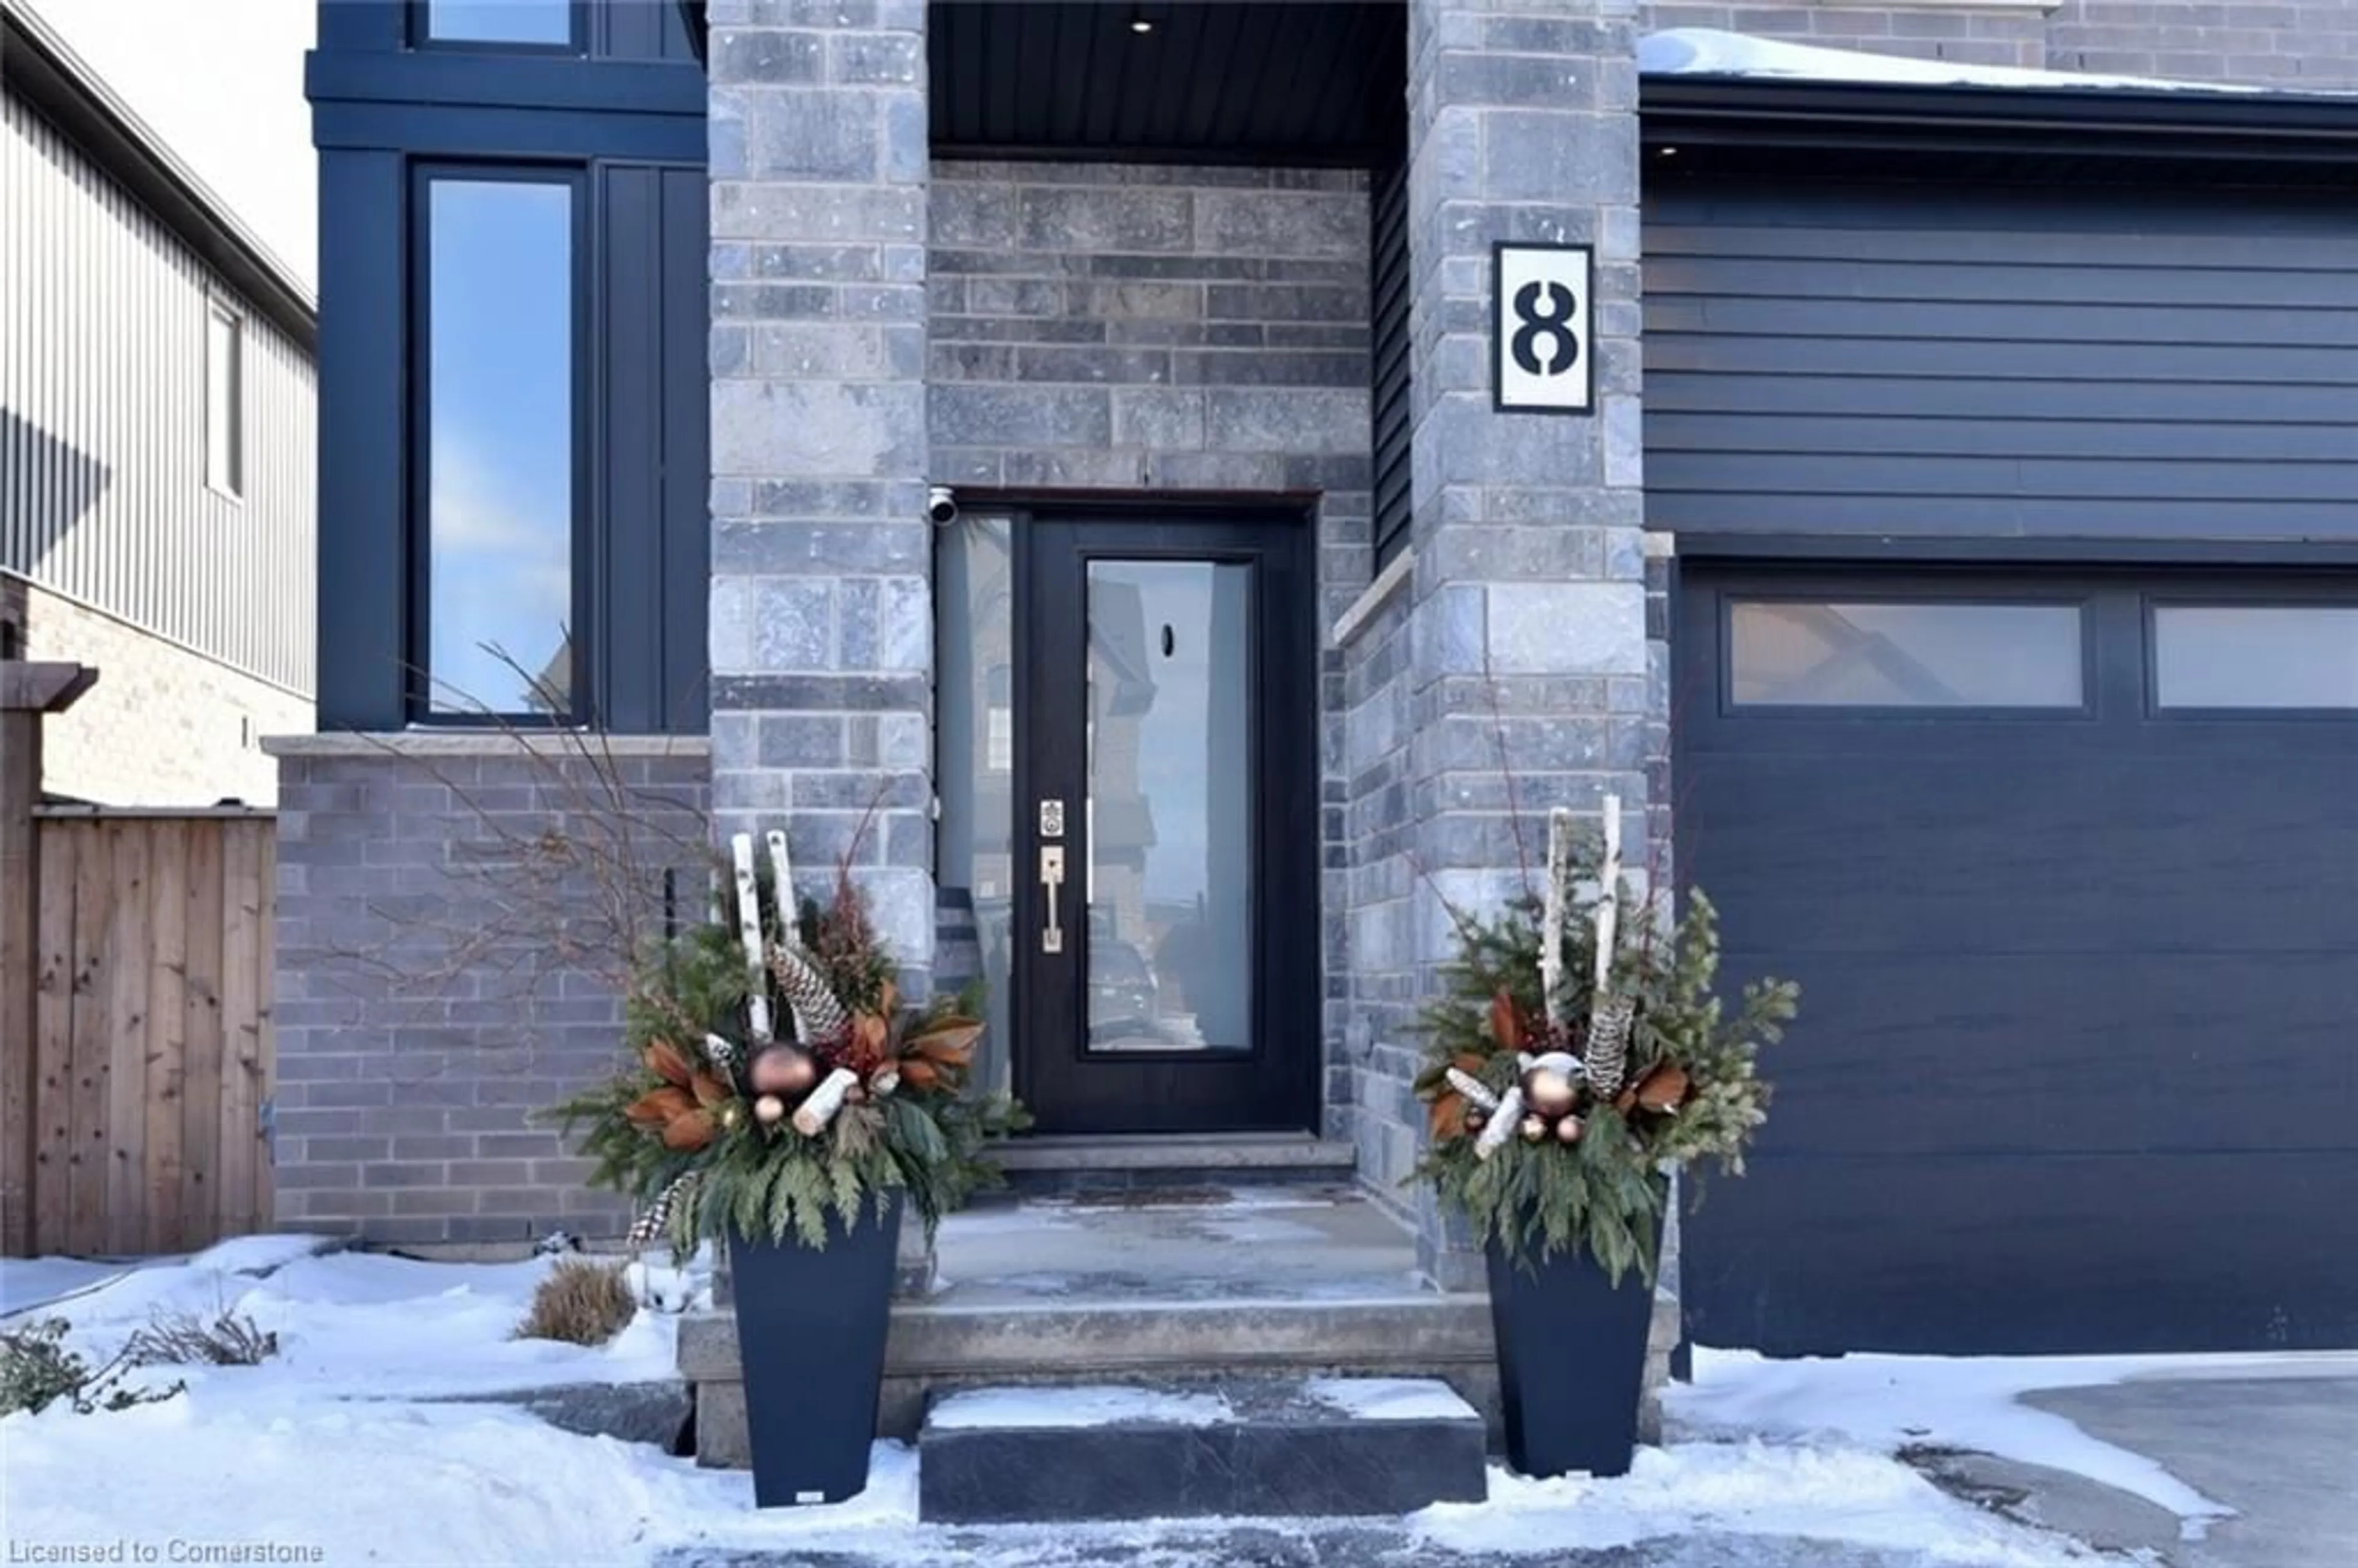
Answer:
767, 940, 850, 1046
628, 1172, 698, 1248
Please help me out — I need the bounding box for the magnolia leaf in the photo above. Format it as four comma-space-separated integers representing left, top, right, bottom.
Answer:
661, 1112, 714, 1152
690, 1073, 734, 1110
644, 1040, 693, 1089
1489, 990, 1521, 1054
911, 1021, 984, 1066
627, 1087, 695, 1127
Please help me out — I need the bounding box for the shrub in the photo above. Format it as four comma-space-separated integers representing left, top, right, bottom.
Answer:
0, 1318, 184, 1416
515, 1258, 637, 1346
122, 1308, 278, 1367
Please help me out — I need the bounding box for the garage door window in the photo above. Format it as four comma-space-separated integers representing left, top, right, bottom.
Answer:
2153, 605, 2358, 710
1729, 600, 2084, 708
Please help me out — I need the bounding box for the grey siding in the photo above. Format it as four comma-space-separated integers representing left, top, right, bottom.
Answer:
2, 82, 316, 697
1644, 179, 2358, 544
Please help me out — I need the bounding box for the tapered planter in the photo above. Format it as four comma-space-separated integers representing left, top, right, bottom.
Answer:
1484, 1222, 1662, 1480
729, 1193, 903, 1507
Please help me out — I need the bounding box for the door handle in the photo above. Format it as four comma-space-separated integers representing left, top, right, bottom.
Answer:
1040, 845, 1067, 954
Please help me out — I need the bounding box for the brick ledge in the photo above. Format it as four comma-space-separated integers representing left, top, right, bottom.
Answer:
263, 730, 711, 760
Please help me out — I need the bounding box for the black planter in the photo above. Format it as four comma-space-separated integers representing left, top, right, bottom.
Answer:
1484, 1224, 1662, 1480
729, 1193, 903, 1507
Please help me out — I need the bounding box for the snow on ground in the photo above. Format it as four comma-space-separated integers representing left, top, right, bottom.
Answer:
927, 1385, 1234, 1429
1670, 1345, 2358, 1534
1639, 27, 2272, 94
1304, 1377, 1476, 1422
2, 1243, 2311, 1566
1413, 1444, 2094, 1565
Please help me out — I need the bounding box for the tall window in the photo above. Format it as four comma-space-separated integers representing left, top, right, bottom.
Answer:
419, 173, 579, 718
417, 0, 577, 48
204, 305, 242, 497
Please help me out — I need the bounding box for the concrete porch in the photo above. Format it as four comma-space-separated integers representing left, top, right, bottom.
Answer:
679, 1182, 1679, 1469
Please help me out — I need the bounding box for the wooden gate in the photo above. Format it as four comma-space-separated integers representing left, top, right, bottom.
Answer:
9, 810, 276, 1257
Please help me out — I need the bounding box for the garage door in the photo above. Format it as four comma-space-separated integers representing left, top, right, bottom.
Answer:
1675, 565, 2358, 1355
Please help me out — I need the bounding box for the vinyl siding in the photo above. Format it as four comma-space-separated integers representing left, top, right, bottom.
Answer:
1643, 178, 2358, 545
2, 82, 314, 697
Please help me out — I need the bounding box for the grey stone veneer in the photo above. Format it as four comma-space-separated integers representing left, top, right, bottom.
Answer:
707, 0, 936, 970
927, 159, 1374, 1139
270, 737, 709, 1245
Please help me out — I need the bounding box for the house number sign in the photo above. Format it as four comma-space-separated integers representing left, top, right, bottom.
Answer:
1492, 241, 1595, 416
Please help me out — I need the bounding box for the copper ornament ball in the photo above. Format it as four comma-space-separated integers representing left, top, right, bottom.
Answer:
747, 1046, 817, 1096
1523, 1068, 1578, 1117
1555, 1114, 1584, 1144
1519, 1114, 1547, 1142
752, 1093, 787, 1125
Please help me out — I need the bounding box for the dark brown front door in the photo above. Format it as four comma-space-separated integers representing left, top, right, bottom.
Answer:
1014, 509, 1320, 1135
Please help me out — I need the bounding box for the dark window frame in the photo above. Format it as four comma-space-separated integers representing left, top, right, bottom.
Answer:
1719, 589, 2098, 719
406, 159, 594, 726
407, 0, 585, 55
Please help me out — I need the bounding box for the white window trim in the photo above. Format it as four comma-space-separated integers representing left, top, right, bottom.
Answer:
205, 300, 244, 502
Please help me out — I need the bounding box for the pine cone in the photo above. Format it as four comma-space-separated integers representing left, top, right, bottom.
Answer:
1584, 993, 1636, 1100
766, 941, 850, 1045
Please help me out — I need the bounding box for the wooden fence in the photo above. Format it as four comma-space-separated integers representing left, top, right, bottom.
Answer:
7, 810, 276, 1257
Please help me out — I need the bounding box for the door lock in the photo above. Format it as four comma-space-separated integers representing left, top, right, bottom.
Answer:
1040, 845, 1067, 954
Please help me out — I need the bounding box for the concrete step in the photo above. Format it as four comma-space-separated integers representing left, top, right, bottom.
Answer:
994, 1133, 1357, 1193
916, 1376, 1488, 1523
678, 1292, 1505, 1467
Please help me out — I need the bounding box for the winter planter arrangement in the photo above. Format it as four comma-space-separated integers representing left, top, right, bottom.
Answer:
552, 829, 1027, 1507
1412, 797, 1800, 1481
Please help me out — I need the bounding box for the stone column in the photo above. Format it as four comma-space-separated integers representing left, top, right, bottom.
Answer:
1401, 0, 1650, 1289
707, 0, 935, 976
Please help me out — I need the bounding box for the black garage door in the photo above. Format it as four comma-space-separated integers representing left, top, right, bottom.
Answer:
1676, 564, 2358, 1355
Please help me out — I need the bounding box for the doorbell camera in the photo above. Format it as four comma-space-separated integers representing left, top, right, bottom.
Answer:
927, 486, 959, 526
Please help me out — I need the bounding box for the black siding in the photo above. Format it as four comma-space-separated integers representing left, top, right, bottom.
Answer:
308, 0, 707, 732
1644, 179, 2358, 544
1369, 156, 1411, 568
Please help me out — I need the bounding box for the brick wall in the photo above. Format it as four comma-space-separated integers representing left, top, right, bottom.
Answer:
270, 737, 709, 1245
1640, 0, 2358, 86
7, 576, 310, 807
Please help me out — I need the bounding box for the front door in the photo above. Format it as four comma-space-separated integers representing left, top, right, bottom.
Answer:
1013, 510, 1320, 1134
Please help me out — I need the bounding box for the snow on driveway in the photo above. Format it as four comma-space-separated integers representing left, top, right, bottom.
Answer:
0, 1243, 2289, 1566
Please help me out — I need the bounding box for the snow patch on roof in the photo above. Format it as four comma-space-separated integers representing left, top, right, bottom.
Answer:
1638, 28, 2273, 95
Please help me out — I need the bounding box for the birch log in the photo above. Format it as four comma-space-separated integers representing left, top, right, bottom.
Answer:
765, 829, 796, 941
730, 834, 774, 1044
791, 1068, 859, 1137
1541, 807, 1573, 1028
1474, 1085, 1527, 1160
1593, 793, 1621, 990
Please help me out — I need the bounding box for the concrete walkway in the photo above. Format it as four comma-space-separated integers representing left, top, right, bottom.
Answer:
2020, 1364, 2358, 1568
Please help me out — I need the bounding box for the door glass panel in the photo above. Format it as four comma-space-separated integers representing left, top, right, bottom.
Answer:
1730, 600, 2084, 708
933, 514, 1016, 1097
2154, 605, 2358, 709
1086, 561, 1253, 1054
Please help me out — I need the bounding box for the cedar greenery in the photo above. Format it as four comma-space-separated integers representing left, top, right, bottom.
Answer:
1412, 825, 1799, 1287
549, 856, 1029, 1256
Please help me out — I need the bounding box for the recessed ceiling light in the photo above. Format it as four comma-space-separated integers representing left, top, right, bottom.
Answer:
1130, 15, 1154, 33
